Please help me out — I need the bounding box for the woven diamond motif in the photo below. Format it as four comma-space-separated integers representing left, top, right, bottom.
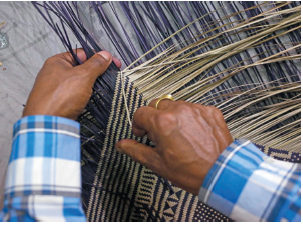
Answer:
162, 189, 183, 221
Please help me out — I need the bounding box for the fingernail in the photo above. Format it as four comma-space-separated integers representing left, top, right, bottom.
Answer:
98, 51, 112, 61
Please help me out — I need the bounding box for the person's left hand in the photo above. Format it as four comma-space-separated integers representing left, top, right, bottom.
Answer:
23, 49, 121, 120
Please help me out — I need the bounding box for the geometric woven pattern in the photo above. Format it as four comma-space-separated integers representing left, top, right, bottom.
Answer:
82, 80, 223, 221
82, 79, 299, 221
31, 2, 301, 221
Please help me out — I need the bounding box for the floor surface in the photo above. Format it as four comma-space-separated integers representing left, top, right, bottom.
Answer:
0, 1, 127, 209
0, 2, 78, 208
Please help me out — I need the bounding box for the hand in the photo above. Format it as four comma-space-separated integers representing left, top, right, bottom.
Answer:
115, 100, 233, 195
23, 49, 121, 120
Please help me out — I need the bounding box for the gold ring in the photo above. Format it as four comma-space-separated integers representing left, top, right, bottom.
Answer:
155, 94, 174, 110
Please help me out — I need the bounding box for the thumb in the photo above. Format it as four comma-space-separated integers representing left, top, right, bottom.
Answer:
77, 51, 112, 80
115, 139, 158, 168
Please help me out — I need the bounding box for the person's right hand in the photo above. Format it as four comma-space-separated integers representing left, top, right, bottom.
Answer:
115, 99, 233, 195
22, 49, 121, 120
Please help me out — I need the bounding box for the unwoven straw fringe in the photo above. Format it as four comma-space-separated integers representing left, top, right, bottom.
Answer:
31, 2, 301, 221
118, 3, 301, 152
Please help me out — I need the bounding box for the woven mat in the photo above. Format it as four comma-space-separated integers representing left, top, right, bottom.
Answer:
82, 78, 300, 222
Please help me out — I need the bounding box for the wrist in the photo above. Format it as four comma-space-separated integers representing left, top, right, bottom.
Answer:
22, 103, 80, 120
18, 114, 80, 126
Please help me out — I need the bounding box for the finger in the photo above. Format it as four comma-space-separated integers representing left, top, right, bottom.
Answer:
91, 49, 121, 69
112, 57, 122, 69
132, 106, 158, 137
54, 48, 88, 68
148, 97, 175, 110
115, 139, 159, 169
76, 51, 112, 81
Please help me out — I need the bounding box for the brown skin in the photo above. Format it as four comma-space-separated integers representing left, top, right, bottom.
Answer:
115, 100, 233, 195
23, 49, 233, 196
23, 49, 122, 119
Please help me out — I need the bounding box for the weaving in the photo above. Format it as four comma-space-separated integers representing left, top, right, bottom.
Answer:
32, 1, 301, 222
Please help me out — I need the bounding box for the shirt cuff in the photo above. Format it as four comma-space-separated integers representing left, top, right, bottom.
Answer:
198, 139, 301, 222
5, 115, 81, 199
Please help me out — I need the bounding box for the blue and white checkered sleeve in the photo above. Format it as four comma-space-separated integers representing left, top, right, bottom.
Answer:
0, 115, 86, 222
198, 139, 301, 222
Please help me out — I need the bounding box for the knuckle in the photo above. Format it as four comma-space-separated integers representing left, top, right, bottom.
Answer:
93, 54, 108, 66
127, 145, 149, 166
205, 105, 218, 114
193, 103, 204, 109
216, 108, 224, 116
128, 147, 137, 160
175, 100, 185, 104
148, 99, 157, 107
45, 56, 57, 65
192, 104, 224, 120
176, 102, 189, 109
80, 55, 108, 74
132, 145, 146, 161
176, 102, 195, 114
206, 105, 225, 121
208, 105, 218, 111
211, 106, 223, 116
156, 112, 176, 123
134, 106, 147, 119
91, 57, 104, 66
154, 112, 177, 133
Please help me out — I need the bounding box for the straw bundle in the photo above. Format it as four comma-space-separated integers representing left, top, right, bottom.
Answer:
32, 1, 301, 222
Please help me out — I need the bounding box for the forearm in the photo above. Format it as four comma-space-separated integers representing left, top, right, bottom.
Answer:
198, 139, 301, 222
0, 115, 86, 222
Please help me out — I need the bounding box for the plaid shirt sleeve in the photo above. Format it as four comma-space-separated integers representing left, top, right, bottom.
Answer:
199, 139, 301, 222
0, 115, 86, 222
